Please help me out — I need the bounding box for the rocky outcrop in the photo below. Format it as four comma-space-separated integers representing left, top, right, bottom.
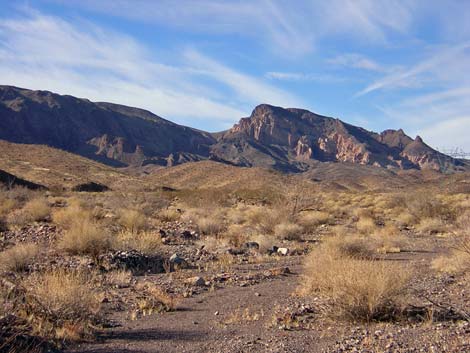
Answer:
211, 104, 463, 172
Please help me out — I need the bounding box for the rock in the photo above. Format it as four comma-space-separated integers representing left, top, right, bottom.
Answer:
255, 292, 261, 297
169, 253, 185, 265
185, 276, 205, 287
268, 246, 279, 255
214, 311, 219, 316
277, 247, 289, 256
245, 242, 260, 250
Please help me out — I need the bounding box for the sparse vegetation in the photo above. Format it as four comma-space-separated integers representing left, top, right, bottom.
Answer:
0, 243, 39, 272
119, 209, 147, 233
58, 218, 112, 257
302, 238, 411, 321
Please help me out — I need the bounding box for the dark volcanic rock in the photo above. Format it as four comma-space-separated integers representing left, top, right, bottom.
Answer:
0, 169, 46, 190
72, 181, 110, 192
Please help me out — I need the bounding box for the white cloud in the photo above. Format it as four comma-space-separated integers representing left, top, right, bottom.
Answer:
327, 53, 384, 72
45, 0, 417, 55
356, 42, 470, 97
0, 10, 301, 130
418, 116, 470, 151
265, 71, 345, 83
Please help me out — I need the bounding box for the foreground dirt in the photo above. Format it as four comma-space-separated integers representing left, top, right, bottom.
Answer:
67, 250, 470, 353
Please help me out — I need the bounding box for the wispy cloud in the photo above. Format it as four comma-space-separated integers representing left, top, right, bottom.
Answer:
45, 0, 417, 55
0, 9, 301, 130
356, 42, 470, 97
327, 53, 384, 72
265, 71, 345, 83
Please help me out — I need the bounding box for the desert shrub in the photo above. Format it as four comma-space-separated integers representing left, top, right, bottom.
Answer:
356, 216, 377, 234
119, 209, 147, 233
274, 222, 303, 241
302, 243, 410, 321
416, 217, 447, 234
24, 269, 101, 341
0, 243, 39, 272
116, 230, 161, 254
196, 216, 225, 236
105, 269, 132, 288
374, 225, 406, 254
58, 219, 112, 257
157, 208, 181, 222
433, 221, 470, 274
394, 212, 416, 227
297, 211, 331, 231
52, 200, 92, 229
0, 195, 17, 216
406, 193, 454, 221
324, 234, 375, 260
222, 224, 251, 247
245, 206, 287, 234
133, 282, 176, 317
432, 251, 469, 274
10, 198, 51, 226
23, 198, 51, 220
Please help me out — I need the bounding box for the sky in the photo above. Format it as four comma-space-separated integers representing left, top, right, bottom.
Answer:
0, 1, 469, 151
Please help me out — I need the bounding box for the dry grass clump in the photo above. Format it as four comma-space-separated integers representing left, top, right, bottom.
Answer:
416, 217, 447, 234
0, 194, 17, 216
24, 269, 101, 341
106, 269, 133, 288
10, 198, 51, 226
157, 208, 181, 222
221, 224, 252, 247
302, 240, 410, 321
245, 206, 288, 235
324, 234, 375, 260
274, 222, 303, 241
356, 216, 377, 234
58, 218, 112, 257
197, 216, 225, 236
119, 209, 147, 233
133, 282, 176, 318
0, 243, 39, 272
406, 193, 455, 222
297, 211, 331, 231
432, 221, 470, 274
23, 198, 51, 220
52, 199, 92, 229
116, 230, 161, 254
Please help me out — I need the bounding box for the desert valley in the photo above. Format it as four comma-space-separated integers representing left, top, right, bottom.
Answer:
0, 85, 469, 352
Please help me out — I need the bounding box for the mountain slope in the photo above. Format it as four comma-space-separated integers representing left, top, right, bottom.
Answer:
210, 104, 462, 172
0, 86, 215, 166
0, 86, 463, 172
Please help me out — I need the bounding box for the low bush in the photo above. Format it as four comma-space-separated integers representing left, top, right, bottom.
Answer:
274, 222, 303, 241
24, 269, 102, 341
302, 240, 410, 321
119, 209, 147, 234
58, 219, 112, 258
0, 243, 39, 272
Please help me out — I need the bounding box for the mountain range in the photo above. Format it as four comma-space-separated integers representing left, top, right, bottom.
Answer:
0, 85, 464, 173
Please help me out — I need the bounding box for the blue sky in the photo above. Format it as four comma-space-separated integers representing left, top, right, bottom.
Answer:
0, 1, 469, 151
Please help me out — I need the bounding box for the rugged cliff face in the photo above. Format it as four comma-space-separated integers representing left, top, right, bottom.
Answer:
0, 86, 215, 166
0, 86, 462, 172
210, 104, 461, 172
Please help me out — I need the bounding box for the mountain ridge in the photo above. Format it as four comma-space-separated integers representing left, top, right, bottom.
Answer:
0, 85, 464, 173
